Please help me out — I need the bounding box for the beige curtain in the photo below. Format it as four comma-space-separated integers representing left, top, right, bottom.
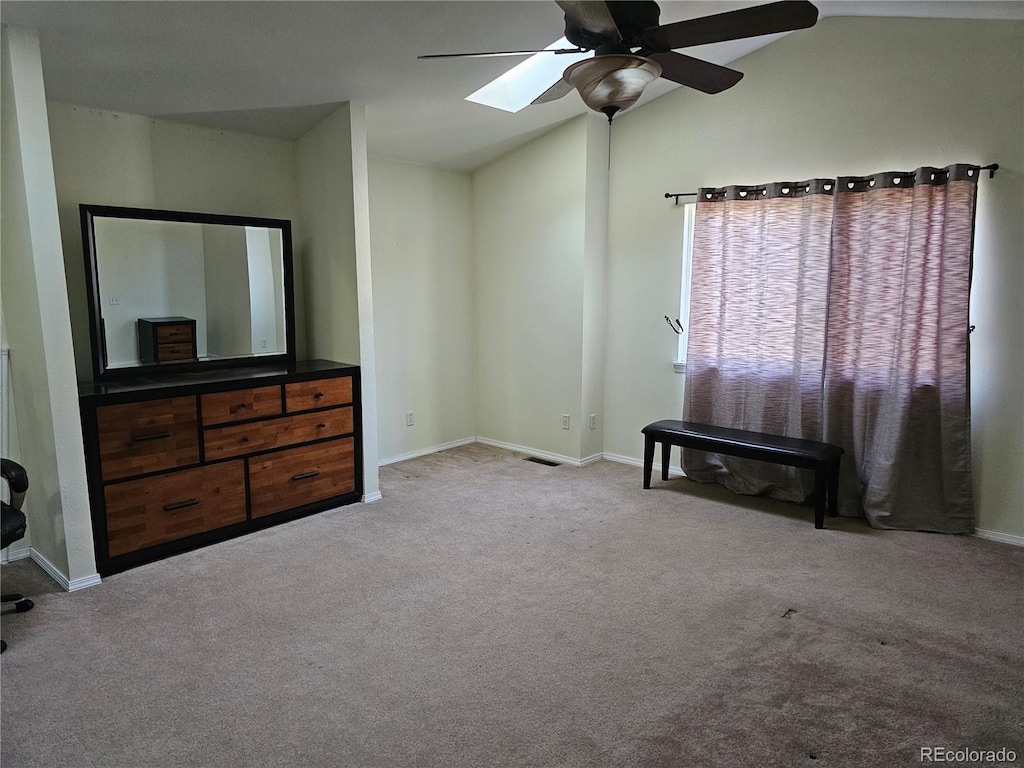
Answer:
682, 180, 835, 503
824, 165, 979, 531
683, 165, 979, 532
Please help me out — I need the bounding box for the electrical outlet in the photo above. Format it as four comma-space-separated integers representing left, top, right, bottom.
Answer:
590, 414, 597, 430
108, 296, 120, 305
561, 414, 570, 430
260, 339, 268, 349
406, 411, 415, 427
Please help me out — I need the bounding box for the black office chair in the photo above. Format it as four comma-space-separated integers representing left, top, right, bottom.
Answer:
2, 458, 33, 653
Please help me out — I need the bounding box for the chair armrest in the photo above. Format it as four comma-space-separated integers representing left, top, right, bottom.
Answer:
1, 458, 29, 495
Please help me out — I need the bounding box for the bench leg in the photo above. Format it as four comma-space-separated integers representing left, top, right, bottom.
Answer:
814, 464, 827, 529
643, 436, 656, 489
661, 441, 671, 481
827, 456, 841, 517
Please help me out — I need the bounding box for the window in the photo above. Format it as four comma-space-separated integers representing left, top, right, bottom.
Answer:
465, 38, 592, 113
680, 166, 979, 531
673, 202, 696, 373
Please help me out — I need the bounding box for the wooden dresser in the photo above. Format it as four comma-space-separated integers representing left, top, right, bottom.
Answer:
79, 360, 361, 575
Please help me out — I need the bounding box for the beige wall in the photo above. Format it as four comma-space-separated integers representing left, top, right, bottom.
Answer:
369, 158, 476, 463
580, 115, 610, 462
1, 27, 95, 585
296, 104, 380, 499
45, 103, 301, 379
296, 107, 361, 366
379, 113, 609, 467
472, 116, 589, 461
603, 17, 1024, 537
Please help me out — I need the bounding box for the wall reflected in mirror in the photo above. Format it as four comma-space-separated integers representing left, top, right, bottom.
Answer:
91, 215, 288, 370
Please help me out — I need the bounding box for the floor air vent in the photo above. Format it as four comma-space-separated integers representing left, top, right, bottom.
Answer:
525, 457, 561, 467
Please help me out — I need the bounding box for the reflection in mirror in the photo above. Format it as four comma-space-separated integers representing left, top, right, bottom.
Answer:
82, 205, 294, 379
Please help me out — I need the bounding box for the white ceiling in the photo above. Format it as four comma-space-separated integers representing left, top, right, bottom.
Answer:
3, 1, 1021, 171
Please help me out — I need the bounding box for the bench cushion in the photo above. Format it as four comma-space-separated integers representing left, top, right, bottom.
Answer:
643, 419, 843, 465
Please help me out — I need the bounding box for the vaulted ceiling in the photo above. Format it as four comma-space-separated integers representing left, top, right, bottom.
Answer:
4, 1, 1021, 170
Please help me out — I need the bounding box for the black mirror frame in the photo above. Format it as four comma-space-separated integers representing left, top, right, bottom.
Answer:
80, 204, 297, 381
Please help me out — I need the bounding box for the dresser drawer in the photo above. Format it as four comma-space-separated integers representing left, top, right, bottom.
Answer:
97, 396, 200, 481
249, 438, 356, 519
285, 377, 352, 412
156, 323, 193, 344
104, 461, 246, 557
201, 386, 282, 426
157, 342, 196, 362
204, 407, 354, 461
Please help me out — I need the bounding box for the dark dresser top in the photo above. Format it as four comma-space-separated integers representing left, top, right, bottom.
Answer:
79, 359, 359, 404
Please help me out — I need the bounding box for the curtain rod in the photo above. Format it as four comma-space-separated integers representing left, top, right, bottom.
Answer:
664, 163, 1000, 205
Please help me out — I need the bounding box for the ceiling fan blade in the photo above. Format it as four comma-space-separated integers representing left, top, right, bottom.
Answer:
642, 0, 818, 51
419, 48, 583, 60
647, 52, 744, 94
556, 0, 621, 39
531, 78, 575, 105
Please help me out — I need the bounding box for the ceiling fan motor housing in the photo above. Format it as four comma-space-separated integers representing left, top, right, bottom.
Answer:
564, 0, 661, 52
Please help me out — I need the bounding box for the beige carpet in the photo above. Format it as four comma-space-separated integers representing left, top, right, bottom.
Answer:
2, 443, 1021, 767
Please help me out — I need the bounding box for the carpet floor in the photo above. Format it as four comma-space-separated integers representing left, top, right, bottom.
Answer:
1, 443, 1021, 767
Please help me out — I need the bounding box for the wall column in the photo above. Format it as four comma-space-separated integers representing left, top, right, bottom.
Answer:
296, 102, 380, 500
1, 26, 99, 588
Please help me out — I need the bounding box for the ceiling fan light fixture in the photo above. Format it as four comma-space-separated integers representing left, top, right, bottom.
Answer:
564, 54, 662, 122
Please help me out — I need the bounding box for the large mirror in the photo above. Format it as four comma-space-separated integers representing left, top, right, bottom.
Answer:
81, 205, 295, 379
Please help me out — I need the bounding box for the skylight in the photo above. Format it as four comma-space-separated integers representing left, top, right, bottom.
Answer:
466, 38, 593, 113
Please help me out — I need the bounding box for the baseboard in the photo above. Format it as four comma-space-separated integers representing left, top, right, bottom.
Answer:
29, 548, 102, 592
68, 573, 103, 591
362, 491, 383, 503
602, 451, 686, 478
475, 437, 583, 467
378, 437, 476, 467
1, 544, 32, 565
377, 438, 673, 474
973, 529, 1024, 547
601, 451, 642, 468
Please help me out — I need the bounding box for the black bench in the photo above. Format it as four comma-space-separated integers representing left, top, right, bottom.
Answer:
642, 420, 844, 529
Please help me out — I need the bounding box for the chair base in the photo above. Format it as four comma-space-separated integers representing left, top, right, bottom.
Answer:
2, 593, 34, 612
1, 593, 34, 653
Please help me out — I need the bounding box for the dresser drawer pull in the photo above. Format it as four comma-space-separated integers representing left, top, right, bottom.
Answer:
163, 498, 200, 512
133, 431, 171, 443
317, 423, 326, 429
229, 403, 249, 414
314, 391, 325, 400
292, 471, 320, 481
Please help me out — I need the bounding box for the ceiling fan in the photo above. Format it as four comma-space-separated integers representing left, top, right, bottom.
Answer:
420, 1, 819, 121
